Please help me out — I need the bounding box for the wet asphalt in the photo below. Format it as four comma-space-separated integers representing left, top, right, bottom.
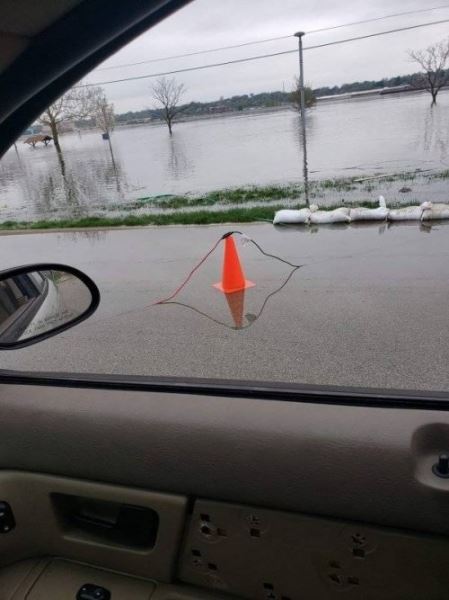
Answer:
1, 221, 449, 392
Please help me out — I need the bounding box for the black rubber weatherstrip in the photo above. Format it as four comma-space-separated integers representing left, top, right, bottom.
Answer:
1, 370, 449, 411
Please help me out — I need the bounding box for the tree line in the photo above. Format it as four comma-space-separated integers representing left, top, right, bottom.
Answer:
117, 67, 449, 130
314, 69, 449, 99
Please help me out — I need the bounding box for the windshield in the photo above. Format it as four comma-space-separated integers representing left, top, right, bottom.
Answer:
1, 0, 449, 392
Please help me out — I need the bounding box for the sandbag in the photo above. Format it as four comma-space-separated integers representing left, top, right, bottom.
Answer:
421, 203, 449, 220
273, 208, 310, 225
309, 206, 350, 224
350, 206, 389, 221
388, 202, 430, 221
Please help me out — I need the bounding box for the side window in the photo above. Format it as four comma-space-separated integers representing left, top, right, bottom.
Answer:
0, 276, 42, 336
1, 1, 449, 393
0, 277, 38, 313
28, 272, 46, 293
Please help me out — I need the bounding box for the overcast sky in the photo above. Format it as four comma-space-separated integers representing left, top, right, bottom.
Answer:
85, 0, 449, 113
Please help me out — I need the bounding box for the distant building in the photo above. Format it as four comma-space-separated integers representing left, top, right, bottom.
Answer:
207, 105, 231, 114
317, 84, 414, 102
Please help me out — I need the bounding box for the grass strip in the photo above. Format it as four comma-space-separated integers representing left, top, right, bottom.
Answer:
0, 205, 284, 231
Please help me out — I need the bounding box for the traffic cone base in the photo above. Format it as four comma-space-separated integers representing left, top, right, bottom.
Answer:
213, 235, 255, 294
213, 280, 255, 293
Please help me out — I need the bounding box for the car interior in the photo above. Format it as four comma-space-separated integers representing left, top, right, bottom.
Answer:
2, 1, 449, 599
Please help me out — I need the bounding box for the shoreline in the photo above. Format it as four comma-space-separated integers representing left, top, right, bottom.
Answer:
1, 169, 447, 232
2, 219, 448, 236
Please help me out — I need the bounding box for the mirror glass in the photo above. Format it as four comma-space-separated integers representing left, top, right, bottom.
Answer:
0, 268, 94, 346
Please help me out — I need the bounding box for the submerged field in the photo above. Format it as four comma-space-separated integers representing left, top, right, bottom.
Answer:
0, 169, 447, 230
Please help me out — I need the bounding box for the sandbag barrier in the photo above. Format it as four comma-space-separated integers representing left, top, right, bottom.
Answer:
273, 197, 449, 225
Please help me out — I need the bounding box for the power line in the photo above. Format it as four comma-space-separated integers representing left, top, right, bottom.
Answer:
96, 35, 292, 71
307, 18, 449, 50
307, 4, 449, 34
96, 4, 449, 72
83, 18, 449, 87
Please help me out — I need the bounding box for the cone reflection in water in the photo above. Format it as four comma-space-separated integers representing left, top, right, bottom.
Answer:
224, 289, 245, 329
213, 235, 255, 293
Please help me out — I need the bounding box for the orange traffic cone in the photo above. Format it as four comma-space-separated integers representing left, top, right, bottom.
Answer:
213, 235, 255, 293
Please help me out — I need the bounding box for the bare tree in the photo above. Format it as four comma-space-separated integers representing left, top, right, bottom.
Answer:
409, 39, 449, 105
91, 87, 118, 171
151, 77, 186, 134
291, 76, 316, 110
92, 89, 115, 138
38, 85, 98, 153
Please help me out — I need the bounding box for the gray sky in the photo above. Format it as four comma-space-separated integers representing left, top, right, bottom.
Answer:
85, 0, 449, 112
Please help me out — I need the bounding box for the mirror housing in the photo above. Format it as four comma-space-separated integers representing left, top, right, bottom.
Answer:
0, 263, 100, 349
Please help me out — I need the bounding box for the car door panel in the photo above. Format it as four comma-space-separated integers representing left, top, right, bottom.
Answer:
1, 381, 449, 598
0, 382, 448, 535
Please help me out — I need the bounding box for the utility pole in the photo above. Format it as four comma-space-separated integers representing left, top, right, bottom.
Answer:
294, 31, 309, 207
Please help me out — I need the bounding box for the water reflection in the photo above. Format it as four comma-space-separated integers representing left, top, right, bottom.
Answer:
158, 266, 300, 330
63, 230, 108, 244
56, 148, 83, 214
104, 137, 122, 193
40, 142, 126, 217
0, 147, 25, 193
166, 134, 194, 180
274, 219, 445, 236
386, 220, 435, 234
293, 109, 315, 161
0, 133, 129, 220
421, 104, 449, 167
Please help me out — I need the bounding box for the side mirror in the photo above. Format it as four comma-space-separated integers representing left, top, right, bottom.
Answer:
0, 264, 100, 349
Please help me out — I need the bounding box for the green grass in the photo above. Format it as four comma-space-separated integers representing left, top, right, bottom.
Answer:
345, 200, 378, 208
0, 206, 285, 231
428, 169, 449, 180
318, 178, 357, 191
107, 178, 383, 213
345, 199, 421, 208
91, 170, 444, 214
120, 184, 305, 211
382, 172, 418, 183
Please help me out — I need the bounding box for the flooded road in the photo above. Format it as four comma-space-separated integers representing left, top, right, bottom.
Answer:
1, 90, 449, 221
1, 221, 449, 392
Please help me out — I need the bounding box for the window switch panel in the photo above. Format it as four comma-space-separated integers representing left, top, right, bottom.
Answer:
0, 502, 15, 533
77, 584, 111, 600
